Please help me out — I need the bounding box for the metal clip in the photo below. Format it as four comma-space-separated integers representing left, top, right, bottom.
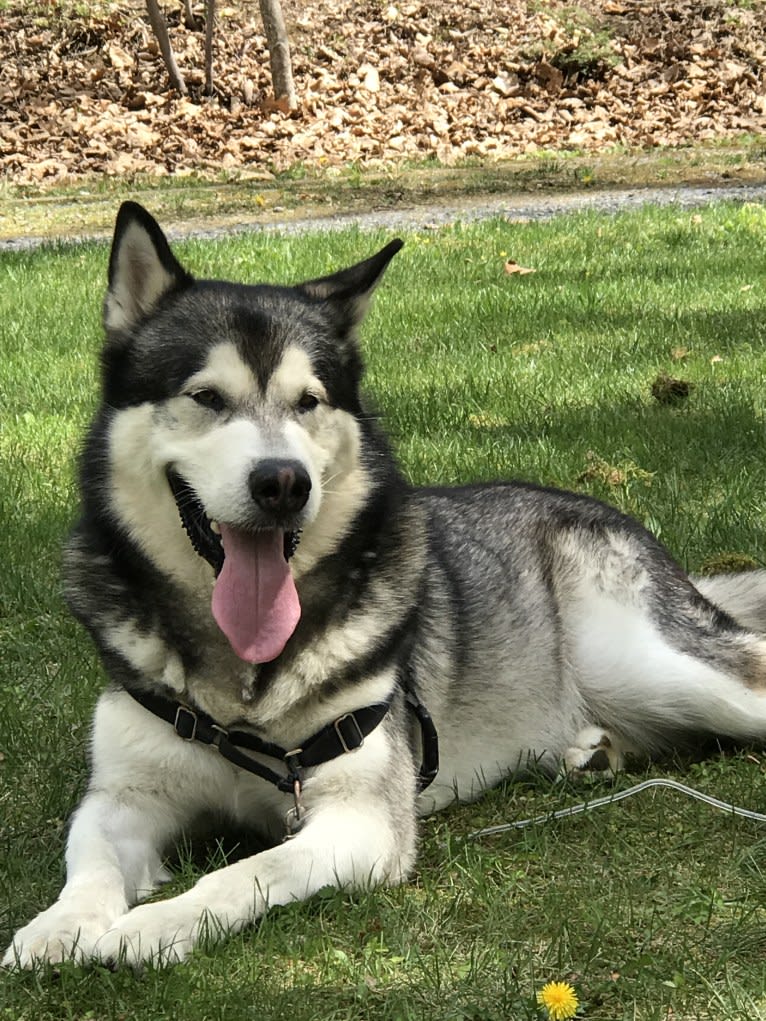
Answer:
284, 777, 304, 840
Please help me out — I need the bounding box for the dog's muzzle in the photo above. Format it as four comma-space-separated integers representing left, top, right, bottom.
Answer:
166, 470, 300, 572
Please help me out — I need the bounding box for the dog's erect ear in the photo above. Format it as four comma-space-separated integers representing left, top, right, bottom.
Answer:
104, 202, 193, 335
298, 239, 403, 335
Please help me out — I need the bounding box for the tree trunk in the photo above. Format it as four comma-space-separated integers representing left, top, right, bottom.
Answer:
182, 0, 199, 30
258, 0, 297, 110
145, 0, 187, 94
204, 0, 215, 95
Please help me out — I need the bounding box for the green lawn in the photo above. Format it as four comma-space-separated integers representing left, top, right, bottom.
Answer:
2, 202, 766, 1020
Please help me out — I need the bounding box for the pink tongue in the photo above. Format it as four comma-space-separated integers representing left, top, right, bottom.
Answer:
211, 525, 301, 663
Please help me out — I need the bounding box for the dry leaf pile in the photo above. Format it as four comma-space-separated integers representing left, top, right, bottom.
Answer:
2, 0, 766, 185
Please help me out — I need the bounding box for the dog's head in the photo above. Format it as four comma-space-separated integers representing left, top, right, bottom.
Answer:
98, 201, 402, 664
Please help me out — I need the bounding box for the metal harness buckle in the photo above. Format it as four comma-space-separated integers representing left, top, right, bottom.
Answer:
334, 712, 364, 753
210, 723, 228, 748
174, 705, 198, 742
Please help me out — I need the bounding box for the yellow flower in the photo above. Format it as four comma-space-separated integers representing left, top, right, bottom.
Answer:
537, 980, 579, 1020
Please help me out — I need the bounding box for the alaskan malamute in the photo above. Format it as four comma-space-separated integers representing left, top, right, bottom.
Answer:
5, 202, 766, 967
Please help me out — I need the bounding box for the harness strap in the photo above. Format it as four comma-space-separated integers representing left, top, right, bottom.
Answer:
125, 686, 395, 792
128, 689, 296, 790
124, 674, 439, 794
405, 691, 440, 792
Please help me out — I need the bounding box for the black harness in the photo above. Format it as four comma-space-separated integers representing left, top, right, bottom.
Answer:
124, 671, 438, 834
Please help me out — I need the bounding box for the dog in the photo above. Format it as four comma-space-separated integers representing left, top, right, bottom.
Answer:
5, 201, 766, 968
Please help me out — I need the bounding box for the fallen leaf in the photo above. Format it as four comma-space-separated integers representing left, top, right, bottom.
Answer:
504, 259, 536, 275
359, 64, 380, 93
107, 42, 134, 71
514, 340, 547, 355
535, 60, 562, 92
468, 411, 509, 428
492, 74, 517, 97
262, 95, 294, 115
651, 372, 694, 403
411, 45, 432, 67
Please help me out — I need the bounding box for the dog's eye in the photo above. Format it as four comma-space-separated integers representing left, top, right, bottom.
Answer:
296, 392, 320, 414
189, 388, 225, 413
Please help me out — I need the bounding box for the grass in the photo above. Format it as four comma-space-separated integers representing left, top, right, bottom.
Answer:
3, 140, 766, 243
2, 200, 766, 1019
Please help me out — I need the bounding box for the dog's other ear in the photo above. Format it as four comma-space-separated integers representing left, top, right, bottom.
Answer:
298, 239, 403, 336
104, 202, 193, 335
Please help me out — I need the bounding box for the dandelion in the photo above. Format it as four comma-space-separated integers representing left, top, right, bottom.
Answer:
537, 980, 579, 1020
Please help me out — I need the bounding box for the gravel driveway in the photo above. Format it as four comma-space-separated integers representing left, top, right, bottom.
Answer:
3, 182, 766, 252
203, 181, 766, 239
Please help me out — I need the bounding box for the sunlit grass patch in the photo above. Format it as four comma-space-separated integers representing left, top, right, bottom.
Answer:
1, 201, 766, 1019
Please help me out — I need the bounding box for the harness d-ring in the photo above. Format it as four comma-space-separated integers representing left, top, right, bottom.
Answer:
283, 751, 305, 839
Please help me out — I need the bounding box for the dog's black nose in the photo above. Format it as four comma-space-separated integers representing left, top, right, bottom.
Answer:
249, 460, 312, 518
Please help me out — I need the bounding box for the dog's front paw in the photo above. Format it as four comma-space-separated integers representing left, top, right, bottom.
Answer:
94, 896, 209, 968
3, 899, 124, 969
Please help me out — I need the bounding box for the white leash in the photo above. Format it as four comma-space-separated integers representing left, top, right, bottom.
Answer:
468, 777, 766, 840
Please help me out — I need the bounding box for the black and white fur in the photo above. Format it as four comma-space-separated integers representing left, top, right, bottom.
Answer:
5, 202, 766, 968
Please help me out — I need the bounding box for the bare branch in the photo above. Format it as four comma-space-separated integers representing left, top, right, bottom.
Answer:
204, 0, 215, 95
182, 0, 200, 30
144, 0, 187, 94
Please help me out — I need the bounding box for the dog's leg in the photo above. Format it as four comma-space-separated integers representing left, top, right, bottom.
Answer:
2, 691, 221, 968
571, 585, 766, 753
3, 789, 180, 968
92, 792, 414, 967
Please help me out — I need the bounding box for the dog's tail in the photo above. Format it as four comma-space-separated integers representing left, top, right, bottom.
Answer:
693, 569, 766, 635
